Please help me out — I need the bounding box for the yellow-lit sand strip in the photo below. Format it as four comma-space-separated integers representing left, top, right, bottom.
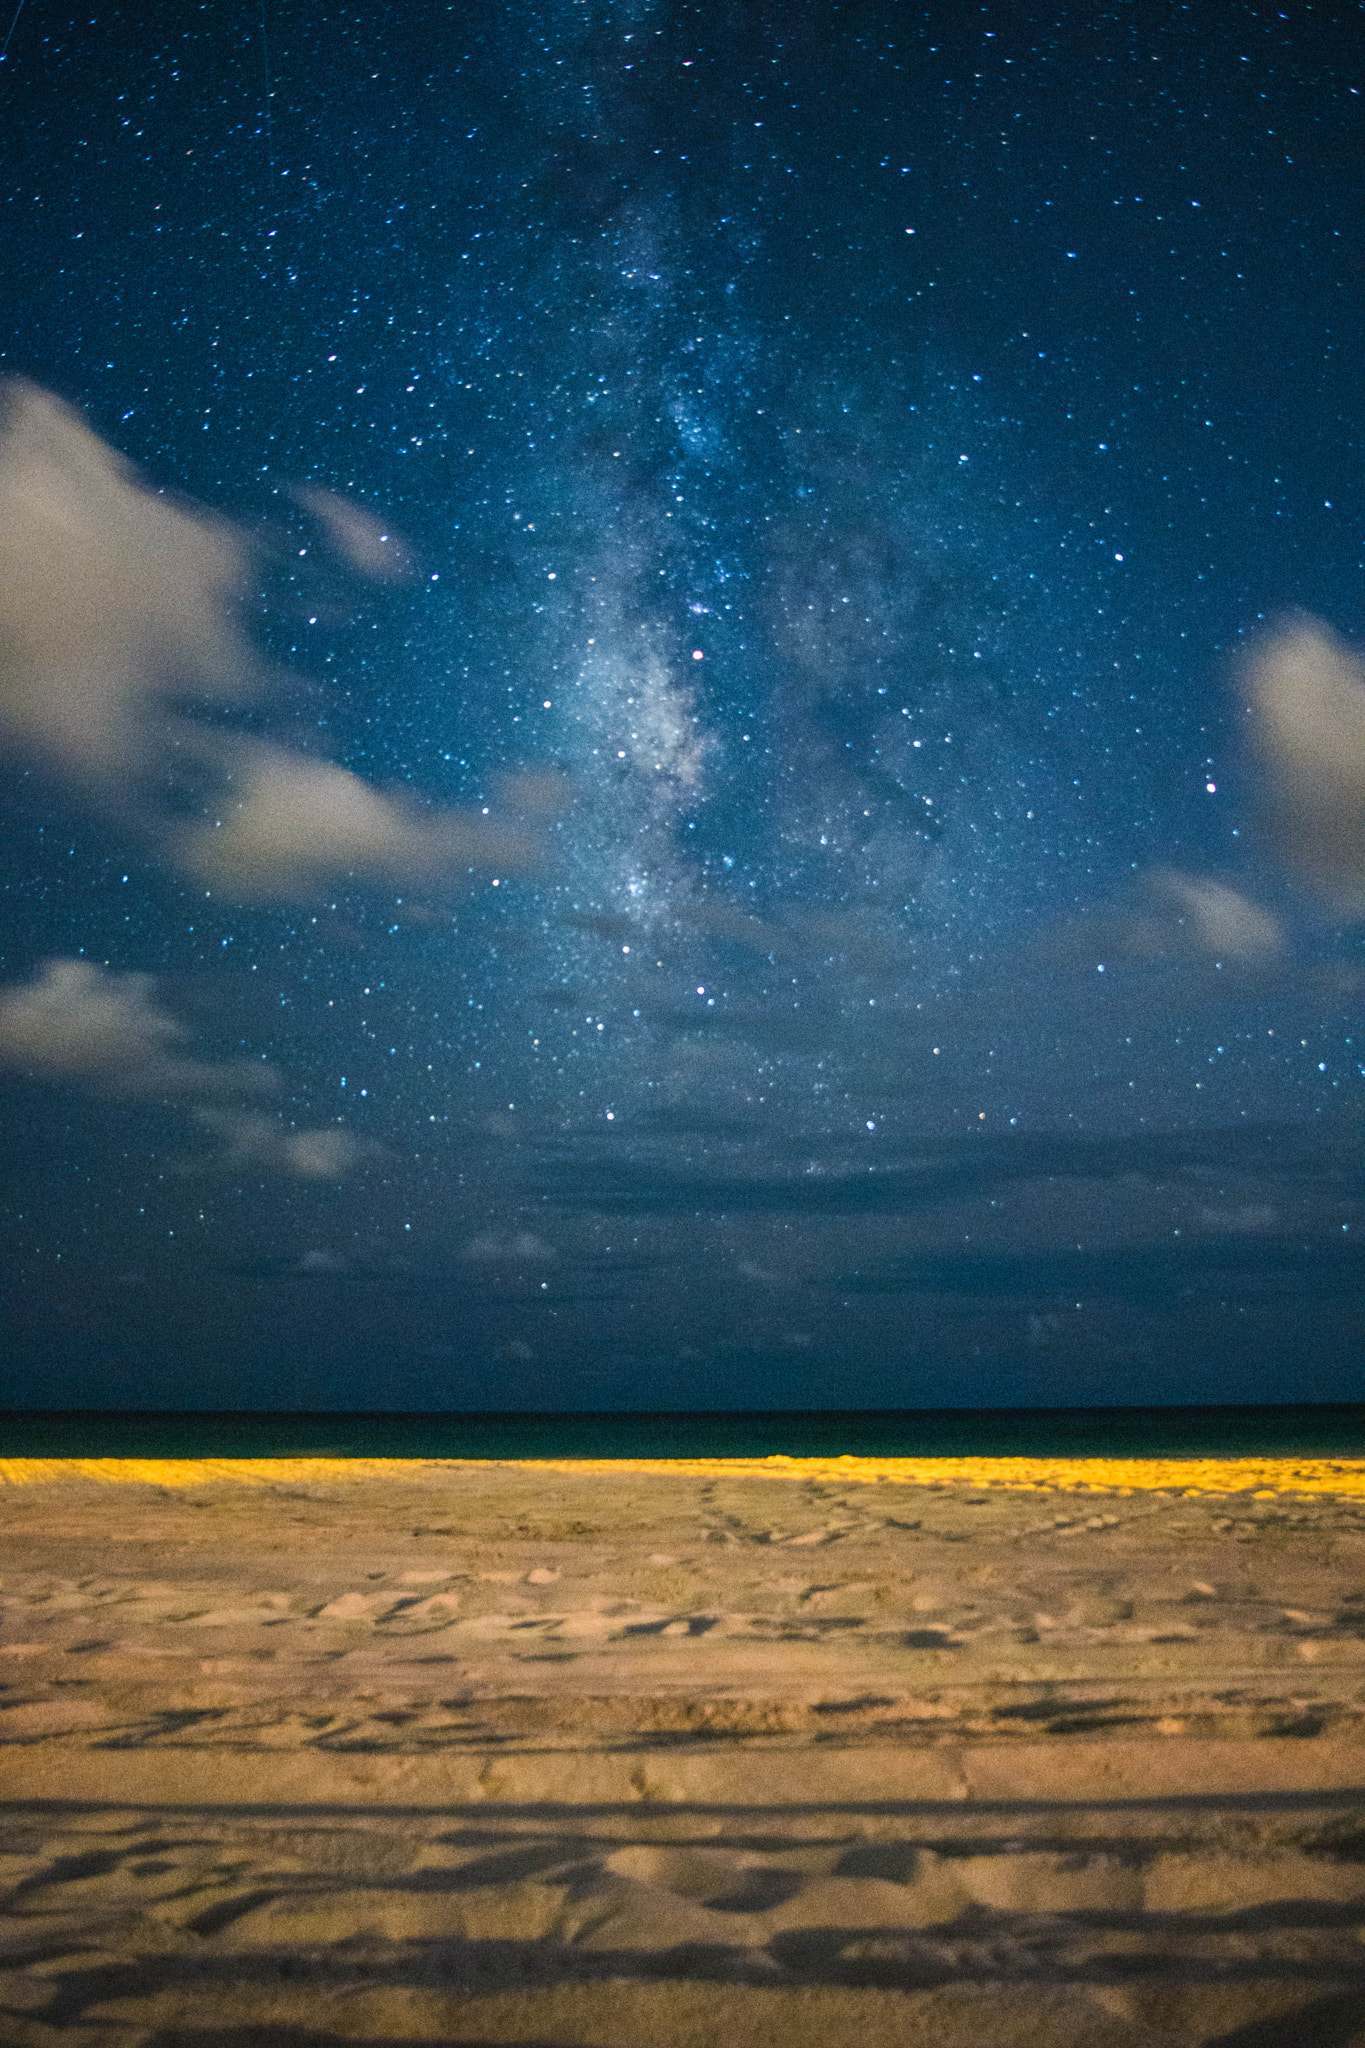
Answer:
2, 1454, 1365, 1497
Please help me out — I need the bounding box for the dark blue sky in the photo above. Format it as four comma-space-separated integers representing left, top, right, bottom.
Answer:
0, 0, 1361, 1409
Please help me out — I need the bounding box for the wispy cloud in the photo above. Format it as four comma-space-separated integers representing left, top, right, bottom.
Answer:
1149, 871, 1283, 959
291, 484, 415, 582
462, 1231, 557, 1263
193, 1109, 365, 1180
0, 959, 365, 1178
1081, 869, 1284, 965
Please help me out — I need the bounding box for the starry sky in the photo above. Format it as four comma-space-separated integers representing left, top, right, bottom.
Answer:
0, 0, 1362, 1413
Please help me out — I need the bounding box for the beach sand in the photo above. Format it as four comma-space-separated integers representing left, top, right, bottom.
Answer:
4, 1455, 1365, 2045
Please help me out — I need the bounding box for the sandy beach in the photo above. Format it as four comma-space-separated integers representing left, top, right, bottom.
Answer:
4, 1455, 1365, 2045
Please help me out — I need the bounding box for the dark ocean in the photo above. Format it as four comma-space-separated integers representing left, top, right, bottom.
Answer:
3, 1407, 1364, 1461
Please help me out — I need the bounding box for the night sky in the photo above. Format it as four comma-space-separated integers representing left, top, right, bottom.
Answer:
0, 1, 1361, 1412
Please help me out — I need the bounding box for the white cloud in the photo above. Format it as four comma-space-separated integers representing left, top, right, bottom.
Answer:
0, 963, 355, 1179
194, 1110, 364, 1179
0, 958, 276, 1098
0, 379, 254, 783
292, 484, 414, 582
171, 739, 532, 901
0, 380, 534, 901
1245, 617, 1365, 914
1071, 869, 1283, 967
1148, 871, 1283, 960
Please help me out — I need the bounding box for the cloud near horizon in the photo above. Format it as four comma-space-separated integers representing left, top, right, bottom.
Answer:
0, 380, 534, 900
462, 1231, 557, 1263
